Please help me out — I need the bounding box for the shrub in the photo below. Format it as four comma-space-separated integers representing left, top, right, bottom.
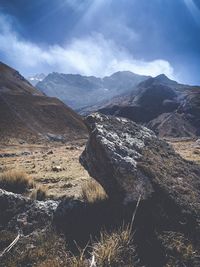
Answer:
81, 179, 108, 203
0, 170, 33, 193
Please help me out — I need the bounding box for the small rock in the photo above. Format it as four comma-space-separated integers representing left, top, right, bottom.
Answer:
52, 166, 62, 172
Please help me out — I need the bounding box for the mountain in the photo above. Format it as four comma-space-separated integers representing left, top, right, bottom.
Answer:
28, 73, 46, 86
36, 71, 149, 110
0, 62, 87, 143
98, 75, 200, 138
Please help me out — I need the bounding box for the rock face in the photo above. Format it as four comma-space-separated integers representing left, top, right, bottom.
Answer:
80, 113, 200, 221
80, 113, 155, 203
0, 189, 58, 234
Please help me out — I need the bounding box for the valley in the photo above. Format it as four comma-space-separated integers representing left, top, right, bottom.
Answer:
0, 62, 200, 267
1, 1, 200, 266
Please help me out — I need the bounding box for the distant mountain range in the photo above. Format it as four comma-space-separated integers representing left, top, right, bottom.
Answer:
28, 73, 46, 86
36, 71, 149, 110
97, 74, 200, 138
5, 63, 200, 140
0, 62, 87, 143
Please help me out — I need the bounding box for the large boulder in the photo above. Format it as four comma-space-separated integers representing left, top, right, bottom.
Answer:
80, 113, 200, 225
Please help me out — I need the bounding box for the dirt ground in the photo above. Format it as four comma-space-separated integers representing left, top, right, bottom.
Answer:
0, 140, 91, 199
0, 138, 200, 199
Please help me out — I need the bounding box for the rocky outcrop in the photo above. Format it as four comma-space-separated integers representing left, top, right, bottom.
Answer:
80, 113, 200, 222
80, 113, 200, 265
0, 189, 58, 234
80, 113, 156, 203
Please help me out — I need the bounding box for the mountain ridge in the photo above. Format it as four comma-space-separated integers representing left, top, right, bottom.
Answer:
0, 62, 87, 143
36, 71, 150, 109
97, 75, 200, 138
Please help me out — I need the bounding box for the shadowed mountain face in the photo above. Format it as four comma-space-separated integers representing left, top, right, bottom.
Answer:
0, 62, 87, 143
98, 75, 200, 138
36, 71, 149, 110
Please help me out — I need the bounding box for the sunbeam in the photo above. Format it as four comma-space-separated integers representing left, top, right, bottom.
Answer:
184, 0, 200, 27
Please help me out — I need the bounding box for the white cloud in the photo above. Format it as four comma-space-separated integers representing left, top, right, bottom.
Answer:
0, 14, 174, 78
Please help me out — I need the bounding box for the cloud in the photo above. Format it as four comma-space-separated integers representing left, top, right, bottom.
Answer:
0, 13, 174, 78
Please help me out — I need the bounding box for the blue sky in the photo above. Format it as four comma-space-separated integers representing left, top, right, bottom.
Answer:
0, 0, 199, 84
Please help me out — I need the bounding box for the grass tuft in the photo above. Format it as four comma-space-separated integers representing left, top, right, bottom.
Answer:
81, 179, 108, 203
92, 225, 136, 267
30, 186, 47, 201
65, 225, 136, 267
0, 170, 33, 194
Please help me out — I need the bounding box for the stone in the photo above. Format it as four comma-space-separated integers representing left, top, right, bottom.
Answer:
0, 189, 58, 234
52, 166, 62, 172
80, 113, 156, 203
80, 113, 200, 225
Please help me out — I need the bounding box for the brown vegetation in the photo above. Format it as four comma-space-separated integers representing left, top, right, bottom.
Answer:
0, 170, 33, 193
0, 229, 68, 267
81, 179, 108, 203
0, 143, 90, 199
0, 225, 136, 267
30, 185, 47, 201
92, 226, 136, 267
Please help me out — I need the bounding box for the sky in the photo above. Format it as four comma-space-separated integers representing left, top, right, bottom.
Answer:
0, 0, 200, 84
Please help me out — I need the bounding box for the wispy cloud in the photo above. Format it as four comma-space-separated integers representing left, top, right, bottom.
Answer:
0, 13, 174, 78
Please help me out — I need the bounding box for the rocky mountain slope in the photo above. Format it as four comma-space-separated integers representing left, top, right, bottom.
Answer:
98, 75, 200, 137
36, 71, 149, 110
0, 62, 87, 143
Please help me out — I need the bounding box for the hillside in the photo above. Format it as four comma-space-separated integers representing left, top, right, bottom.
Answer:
0, 62, 87, 143
98, 75, 200, 138
36, 71, 149, 110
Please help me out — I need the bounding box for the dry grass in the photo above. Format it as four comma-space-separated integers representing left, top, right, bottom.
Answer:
65, 225, 136, 267
0, 170, 33, 193
92, 226, 136, 267
0, 227, 136, 267
67, 245, 89, 267
169, 139, 200, 164
81, 179, 108, 203
30, 185, 47, 201
159, 231, 199, 267
0, 143, 91, 199
0, 229, 69, 267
